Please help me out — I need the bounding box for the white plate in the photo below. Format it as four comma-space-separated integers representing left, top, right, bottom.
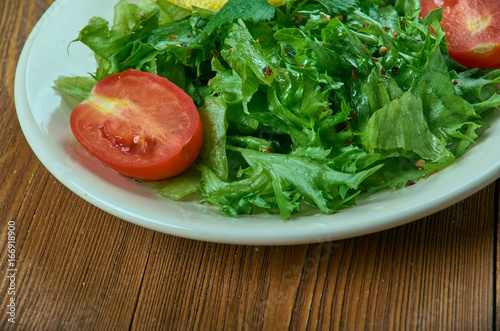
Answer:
15, 0, 500, 245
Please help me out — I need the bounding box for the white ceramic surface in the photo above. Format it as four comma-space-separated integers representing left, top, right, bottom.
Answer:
14, 0, 500, 245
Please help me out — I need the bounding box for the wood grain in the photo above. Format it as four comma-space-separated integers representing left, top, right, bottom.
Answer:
1, 0, 499, 330
497, 183, 500, 328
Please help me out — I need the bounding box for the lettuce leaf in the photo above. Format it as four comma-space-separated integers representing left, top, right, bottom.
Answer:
201, 146, 383, 218
203, 0, 275, 36
362, 92, 454, 167
55, 0, 500, 219
198, 96, 229, 180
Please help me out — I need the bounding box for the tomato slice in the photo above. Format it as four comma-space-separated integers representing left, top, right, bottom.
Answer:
420, 0, 500, 68
70, 69, 203, 181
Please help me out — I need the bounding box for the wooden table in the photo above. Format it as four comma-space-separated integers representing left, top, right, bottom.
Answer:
1, 1, 499, 329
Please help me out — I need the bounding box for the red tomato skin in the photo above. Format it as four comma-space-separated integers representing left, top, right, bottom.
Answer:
448, 45, 500, 69
420, 0, 500, 69
70, 69, 203, 181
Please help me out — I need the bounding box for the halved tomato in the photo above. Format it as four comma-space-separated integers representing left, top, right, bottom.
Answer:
420, 0, 500, 69
70, 69, 203, 181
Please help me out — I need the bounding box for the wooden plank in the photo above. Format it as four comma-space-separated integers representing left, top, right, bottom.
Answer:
1, 180, 496, 330
0, 148, 156, 330
127, 185, 496, 330
301, 185, 496, 330
496, 179, 500, 328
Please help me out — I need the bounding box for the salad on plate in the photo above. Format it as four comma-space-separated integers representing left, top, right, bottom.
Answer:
54, 0, 500, 219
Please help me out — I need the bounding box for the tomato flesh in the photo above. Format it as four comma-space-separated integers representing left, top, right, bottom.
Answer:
420, 0, 500, 68
70, 69, 203, 181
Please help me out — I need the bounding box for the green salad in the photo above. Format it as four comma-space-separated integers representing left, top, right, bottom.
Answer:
55, 0, 500, 219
